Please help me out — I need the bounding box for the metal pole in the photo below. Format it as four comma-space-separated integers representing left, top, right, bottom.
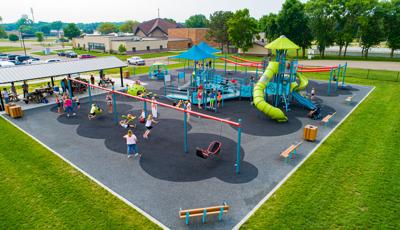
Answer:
119, 67, 124, 87
336, 64, 341, 91
0, 91, 4, 111
342, 62, 347, 88
67, 75, 73, 97
183, 104, 188, 153
236, 119, 242, 174
88, 84, 92, 105
51, 77, 54, 87
112, 86, 118, 125
143, 98, 148, 118
328, 69, 333, 95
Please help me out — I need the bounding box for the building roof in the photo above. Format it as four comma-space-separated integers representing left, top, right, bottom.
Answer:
134, 18, 181, 37
0, 57, 127, 84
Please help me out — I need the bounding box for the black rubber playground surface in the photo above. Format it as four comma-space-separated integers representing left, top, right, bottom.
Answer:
3, 72, 373, 229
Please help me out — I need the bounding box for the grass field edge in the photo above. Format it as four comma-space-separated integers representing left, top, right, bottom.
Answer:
0, 114, 170, 230
232, 85, 376, 230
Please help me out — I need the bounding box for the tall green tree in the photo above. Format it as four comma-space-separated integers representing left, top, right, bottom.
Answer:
40, 25, 51, 35
185, 14, 209, 28
207, 11, 233, 51
383, 0, 400, 58
306, 0, 336, 58
227, 9, 258, 53
119, 20, 138, 33
63, 23, 81, 40
0, 16, 7, 38
8, 34, 19, 42
35, 32, 44, 43
277, 0, 313, 57
259, 13, 280, 43
358, 1, 385, 58
97, 22, 118, 34
118, 44, 127, 54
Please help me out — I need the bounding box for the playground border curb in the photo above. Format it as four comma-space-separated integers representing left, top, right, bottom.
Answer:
1, 114, 170, 230
233, 86, 376, 229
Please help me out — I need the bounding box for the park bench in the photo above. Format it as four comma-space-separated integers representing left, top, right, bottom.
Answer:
179, 202, 230, 225
280, 142, 303, 163
321, 112, 336, 126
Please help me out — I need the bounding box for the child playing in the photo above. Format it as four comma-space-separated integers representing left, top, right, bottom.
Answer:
186, 100, 192, 122
217, 91, 222, 108
106, 92, 113, 113
151, 96, 158, 118
123, 130, 140, 158
143, 114, 158, 139
64, 97, 75, 117
74, 96, 80, 110
88, 104, 103, 120
209, 89, 216, 109
311, 87, 316, 100
55, 94, 63, 114
139, 109, 146, 123
197, 89, 203, 109
120, 114, 136, 129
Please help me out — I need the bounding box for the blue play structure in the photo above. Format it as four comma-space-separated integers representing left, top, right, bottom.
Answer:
149, 62, 168, 80
166, 44, 255, 111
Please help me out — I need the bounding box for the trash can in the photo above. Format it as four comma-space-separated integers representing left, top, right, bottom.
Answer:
123, 71, 130, 78
304, 124, 318, 142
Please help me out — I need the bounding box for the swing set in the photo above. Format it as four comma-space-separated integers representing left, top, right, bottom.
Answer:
67, 77, 244, 174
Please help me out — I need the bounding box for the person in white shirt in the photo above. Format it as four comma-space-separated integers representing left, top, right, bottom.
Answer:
151, 96, 158, 118
185, 100, 192, 122
123, 130, 140, 158
143, 114, 158, 139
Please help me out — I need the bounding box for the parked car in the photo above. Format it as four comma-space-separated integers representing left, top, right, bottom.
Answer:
0, 61, 15, 67
45, 59, 61, 63
0, 53, 8, 61
79, 54, 96, 59
127, 56, 145, 66
65, 51, 78, 58
18, 56, 39, 63
7, 54, 19, 61
57, 51, 66, 56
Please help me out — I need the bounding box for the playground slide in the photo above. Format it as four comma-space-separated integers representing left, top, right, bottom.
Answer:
291, 72, 317, 110
253, 61, 288, 122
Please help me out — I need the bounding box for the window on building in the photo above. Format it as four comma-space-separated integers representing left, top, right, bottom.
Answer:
160, 45, 163, 50
132, 47, 136, 52
146, 46, 150, 51
88, 42, 106, 52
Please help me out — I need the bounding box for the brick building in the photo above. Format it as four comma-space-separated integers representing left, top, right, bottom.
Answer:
167, 28, 220, 50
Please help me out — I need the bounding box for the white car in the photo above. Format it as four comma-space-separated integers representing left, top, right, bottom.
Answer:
0, 61, 15, 67
127, 56, 145, 66
45, 59, 61, 63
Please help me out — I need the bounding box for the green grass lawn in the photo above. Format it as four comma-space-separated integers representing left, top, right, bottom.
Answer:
0, 46, 31, 52
0, 118, 160, 229
241, 74, 400, 229
31, 51, 57, 56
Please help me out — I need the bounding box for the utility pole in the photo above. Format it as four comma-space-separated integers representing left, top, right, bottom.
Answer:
19, 29, 27, 56
30, 7, 35, 23
157, 8, 160, 18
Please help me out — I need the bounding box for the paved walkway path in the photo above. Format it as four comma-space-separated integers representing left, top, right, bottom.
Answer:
299, 60, 400, 71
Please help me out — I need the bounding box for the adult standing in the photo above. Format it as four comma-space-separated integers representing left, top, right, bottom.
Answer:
1, 88, 9, 104
123, 130, 140, 158
105, 92, 113, 113
60, 78, 67, 94
10, 82, 18, 101
22, 81, 29, 98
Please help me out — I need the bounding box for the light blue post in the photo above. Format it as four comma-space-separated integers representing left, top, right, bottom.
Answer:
112, 86, 118, 125
88, 84, 92, 105
163, 77, 166, 96
185, 212, 189, 225
341, 62, 347, 88
336, 64, 341, 92
183, 104, 188, 153
202, 209, 207, 223
218, 207, 224, 221
143, 99, 148, 118
67, 76, 73, 97
328, 68, 333, 95
236, 119, 242, 174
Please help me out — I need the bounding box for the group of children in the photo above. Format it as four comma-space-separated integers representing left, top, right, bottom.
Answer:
196, 85, 222, 110
55, 93, 80, 117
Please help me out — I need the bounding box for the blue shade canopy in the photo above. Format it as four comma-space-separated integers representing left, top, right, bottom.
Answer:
198, 42, 220, 54
171, 45, 217, 61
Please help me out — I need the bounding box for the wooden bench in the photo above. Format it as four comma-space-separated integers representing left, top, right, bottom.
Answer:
280, 142, 303, 163
321, 112, 336, 126
179, 202, 230, 225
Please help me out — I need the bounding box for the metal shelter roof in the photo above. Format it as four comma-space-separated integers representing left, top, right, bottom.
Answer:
0, 56, 127, 84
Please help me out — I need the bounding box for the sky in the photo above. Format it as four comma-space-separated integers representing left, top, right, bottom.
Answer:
0, 0, 287, 23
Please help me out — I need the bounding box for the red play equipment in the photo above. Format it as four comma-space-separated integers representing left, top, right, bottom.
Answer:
297, 65, 338, 73
231, 56, 262, 65
220, 57, 263, 68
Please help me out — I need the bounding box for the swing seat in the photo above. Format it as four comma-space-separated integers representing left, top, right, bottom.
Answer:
196, 141, 222, 159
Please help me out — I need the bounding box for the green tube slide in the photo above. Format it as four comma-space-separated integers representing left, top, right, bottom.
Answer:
253, 61, 288, 122
290, 72, 309, 92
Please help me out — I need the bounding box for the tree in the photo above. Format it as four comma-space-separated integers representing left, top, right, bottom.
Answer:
40, 25, 51, 35
35, 32, 44, 43
0, 16, 6, 38
383, 0, 400, 58
8, 34, 19, 42
207, 11, 233, 52
227, 9, 258, 53
277, 0, 313, 57
185, 14, 209, 28
306, 0, 336, 58
259, 13, 280, 42
51, 21, 63, 37
118, 44, 127, 54
163, 18, 176, 23
97, 22, 118, 34
63, 23, 81, 40
119, 20, 138, 33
